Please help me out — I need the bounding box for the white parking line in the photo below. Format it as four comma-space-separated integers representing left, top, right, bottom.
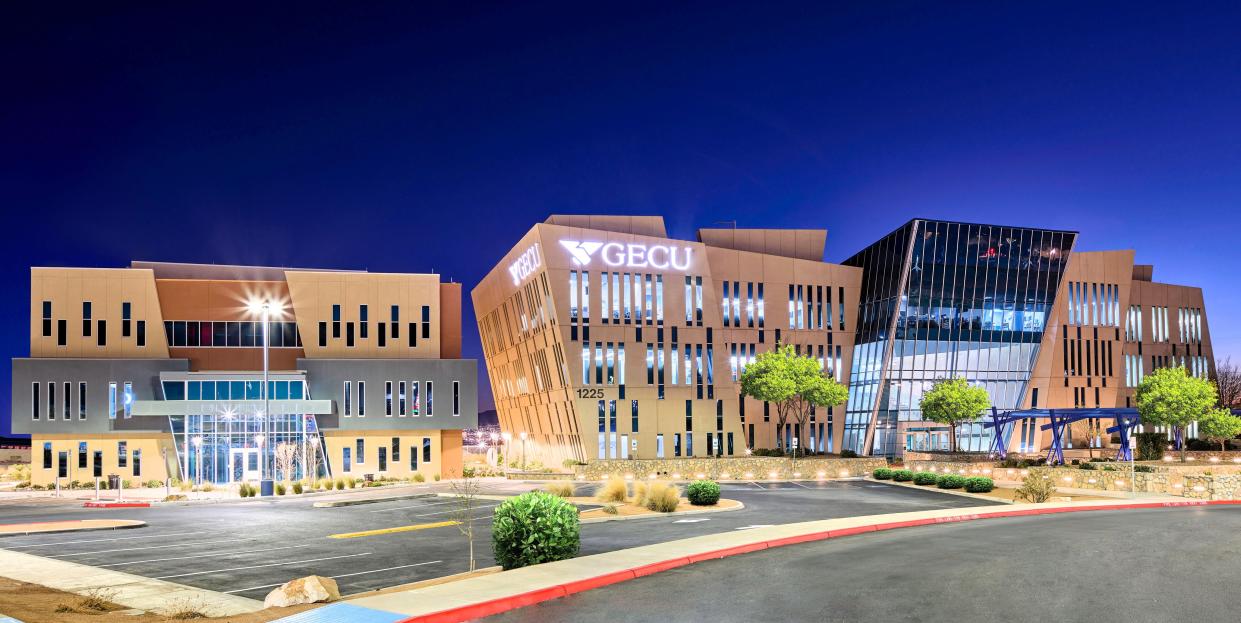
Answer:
789, 481, 813, 489
99, 543, 313, 567
223, 560, 444, 594
5, 531, 204, 549
748, 481, 767, 490
406, 503, 501, 518
47, 538, 254, 558
368, 499, 458, 513
154, 552, 372, 580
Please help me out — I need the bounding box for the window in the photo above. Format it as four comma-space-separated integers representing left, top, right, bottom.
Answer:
453, 381, 460, 416
399, 381, 407, 416
392, 437, 400, 463
42, 301, 52, 337
64, 382, 71, 419
360, 305, 369, 339
385, 381, 393, 416
378, 446, 387, 471
631, 400, 639, 432
43, 442, 51, 469
343, 447, 352, 472
378, 322, 387, 347
31, 383, 39, 420
332, 304, 341, 338
93, 450, 103, 478
318, 322, 327, 347
78, 382, 87, 419
57, 319, 67, 346
343, 381, 352, 416
122, 302, 132, 337
346, 322, 355, 347
58, 452, 68, 478
48, 382, 55, 420
391, 305, 400, 339
421, 306, 431, 340
118, 441, 127, 468
78, 442, 87, 469
422, 438, 431, 464
82, 301, 92, 336
426, 381, 434, 416
356, 439, 365, 464
409, 445, 418, 470
656, 434, 664, 458
357, 381, 366, 416
133, 449, 141, 477
97, 320, 106, 346
136, 321, 146, 347
410, 381, 421, 416
123, 382, 134, 418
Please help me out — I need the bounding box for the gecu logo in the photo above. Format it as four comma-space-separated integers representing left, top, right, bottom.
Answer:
558, 240, 693, 270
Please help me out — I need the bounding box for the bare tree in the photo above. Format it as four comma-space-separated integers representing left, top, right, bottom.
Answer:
1215, 358, 1241, 408
303, 439, 320, 485
449, 473, 482, 572
274, 442, 298, 482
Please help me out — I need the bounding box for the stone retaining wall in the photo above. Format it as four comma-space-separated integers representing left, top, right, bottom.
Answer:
580, 457, 886, 481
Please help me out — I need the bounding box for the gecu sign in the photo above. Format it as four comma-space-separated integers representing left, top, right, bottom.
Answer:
507, 243, 541, 285
558, 240, 693, 270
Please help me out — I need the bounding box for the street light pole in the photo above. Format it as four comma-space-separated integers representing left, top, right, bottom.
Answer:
256, 301, 274, 496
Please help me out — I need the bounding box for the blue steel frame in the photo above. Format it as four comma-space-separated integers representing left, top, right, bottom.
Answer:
984, 407, 1141, 464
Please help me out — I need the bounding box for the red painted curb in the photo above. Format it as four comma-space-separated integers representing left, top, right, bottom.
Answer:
396, 500, 1241, 623
82, 501, 150, 508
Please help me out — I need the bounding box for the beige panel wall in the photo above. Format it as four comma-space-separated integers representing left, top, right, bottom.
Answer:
30, 268, 170, 358
29, 433, 176, 486
287, 271, 443, 359
322, 429, 455, 478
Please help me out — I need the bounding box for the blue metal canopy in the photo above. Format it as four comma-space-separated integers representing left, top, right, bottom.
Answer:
983, 407, 1141, 464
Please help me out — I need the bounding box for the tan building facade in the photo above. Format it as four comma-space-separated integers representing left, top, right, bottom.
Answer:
473, 215, 860, 466
14, 262, 476, 487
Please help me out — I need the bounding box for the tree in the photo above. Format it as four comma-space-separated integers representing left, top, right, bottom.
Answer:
1077, 418, 1107, 460
273, 442, 298, 482
1136, 366, 1218, 461
449, 472, 482, 571
1215, 358, 1241, 408
739, 344, 849, 456
1196, 408, 1241, 451
303, 438, 321, 485
918, 377, 991, 453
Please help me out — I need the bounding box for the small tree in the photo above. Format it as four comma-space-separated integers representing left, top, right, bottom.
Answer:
1136, 366, 1217, 461
273, 442, 298, 482
1196, 408, 1241, 451
919, 377, 990, 453
1078, 418, 1108, 459
303, 439, 321, 484
1215, 358, 1241, 408
449, 472, 482, 572
738, 344, 848, 456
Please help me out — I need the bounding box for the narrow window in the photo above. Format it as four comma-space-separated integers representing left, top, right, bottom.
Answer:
48, 382, 55, 419
421, 306, 431, 339
78, 382, 87, 419
136, 320, 146, 347
332, 304, 341, 338
359, 305, 369, 339
343, 447, 352, 472
346, 322, 355, 347
357, 381, 366, 416
410, 445, 418, 470
123, 382, 133, 418
32, 383, 40, 420
42, 301, 52, 337
392, 437, 400, 462
356, 439, 365, 464
57, 319, 67, 346
64, 382, 71, 419
426, 381, 434, 416
132, 449, 141, 477
318, 322, 327, 347
122, 302, 132, 337
343, 381, 352, 416
391, 306, 400, 339
82, 301, 92, 337
108, 382, 117, 419
453, 381, 460, 416
399, 381, 407, 416
378, 322, 387, 347
118, 441, 128, 468
78, 441, 87, 469
385, 381, 393, 416
422, 438, 431, 464
42, 442, 52, 469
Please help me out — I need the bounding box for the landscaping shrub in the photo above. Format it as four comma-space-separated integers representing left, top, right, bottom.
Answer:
543, 481, 574, 498
434, 474, 441, 482
1078, 462, 1097, 470
163, 494, 187, 502
686, 480, 721, 506
1136, 432, 1166, 461
913, 472, 938, 486
275, 482, 286, 495
1134, 465, 1155, 473
492, 491, 580, 570
892, 469, 914, 482
645, 481, 680, 512
1015, 473, 1057, 503
334, 478, 345, 490
413, 473, 426, 483
292, 481, 304, 494
16, 481, 30, 489
144, 479, 163, 489
631, 481, 648, 507
964, 477, 994, 493
936, 474, 966, 489
596, 477, 628, 503
238, 483, 252, 497
840, 449, 859, 458
872, 468, 894, 480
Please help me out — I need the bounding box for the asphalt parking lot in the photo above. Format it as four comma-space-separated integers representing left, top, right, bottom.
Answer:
489, 505, 1241, 623
0, 479, 990, 599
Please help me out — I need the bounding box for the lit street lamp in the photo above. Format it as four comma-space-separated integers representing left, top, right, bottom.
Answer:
248, 299, 279, 496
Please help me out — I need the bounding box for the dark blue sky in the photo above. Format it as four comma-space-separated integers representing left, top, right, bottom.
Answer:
5, 2, 1241, 434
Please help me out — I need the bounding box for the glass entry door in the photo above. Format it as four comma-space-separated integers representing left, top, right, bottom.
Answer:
231, 448, 261, 482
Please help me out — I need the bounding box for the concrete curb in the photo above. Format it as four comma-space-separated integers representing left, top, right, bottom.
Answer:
580, 500, 746, 524
314, 493, 438, 508
870, 478, 1016, 504
0, 519, 147, 537
356, 499, 1241, 623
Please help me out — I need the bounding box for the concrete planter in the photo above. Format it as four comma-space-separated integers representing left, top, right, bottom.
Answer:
580, 457, 886, 480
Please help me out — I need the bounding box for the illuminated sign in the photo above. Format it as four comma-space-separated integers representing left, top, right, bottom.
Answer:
508, 243, 542, 285
559, 240, 693, 270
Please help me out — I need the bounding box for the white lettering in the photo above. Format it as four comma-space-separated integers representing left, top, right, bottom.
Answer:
600, 242, 626, 266
647, 246, 669, 269
507, 244, 542, 286
669, 247, 692, 271
557, 239, 694, 271
626, 244, 647, 268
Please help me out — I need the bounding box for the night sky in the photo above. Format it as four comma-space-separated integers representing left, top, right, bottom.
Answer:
5, 2, 1241, 435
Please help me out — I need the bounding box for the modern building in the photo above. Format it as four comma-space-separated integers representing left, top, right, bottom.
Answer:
12, 262, 477, 486
476, 216, 1214, 461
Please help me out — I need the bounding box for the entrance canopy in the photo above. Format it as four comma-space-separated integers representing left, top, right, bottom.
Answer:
983, 407, 1141, 464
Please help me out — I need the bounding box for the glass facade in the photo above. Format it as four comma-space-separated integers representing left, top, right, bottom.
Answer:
843, 220, 1076, 456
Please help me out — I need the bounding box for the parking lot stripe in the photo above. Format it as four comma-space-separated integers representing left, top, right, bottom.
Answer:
99, 543, 314, 567
153, 552, 372, 580
223, 560, 446, 594
329, 521, 459, 539
406, 503, 501, 518
4, 530, 203, 548
369, 499, 459, 513
46, 537, 253, 558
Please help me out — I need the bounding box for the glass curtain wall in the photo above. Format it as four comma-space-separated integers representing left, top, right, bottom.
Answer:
844, 220, 1075, 456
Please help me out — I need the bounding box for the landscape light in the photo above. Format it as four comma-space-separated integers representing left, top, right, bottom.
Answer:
816, 471, 826, 479
720, 473, 731, 480
624, 473, 633, 480
839, 470, 849, 477
696, 473, 706, 479
672, 473, 682, 480
744, 472, 754, 479
793, 472, 802, 478
1210, 457, 1220, 463
768, 471, 779, 479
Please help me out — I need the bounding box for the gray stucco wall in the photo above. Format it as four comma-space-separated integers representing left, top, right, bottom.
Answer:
298, 359, 478, 431
11, 358, 189, 435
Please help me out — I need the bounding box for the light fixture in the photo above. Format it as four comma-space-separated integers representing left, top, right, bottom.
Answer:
816, 471, 826, 479
839, 470, 850, 477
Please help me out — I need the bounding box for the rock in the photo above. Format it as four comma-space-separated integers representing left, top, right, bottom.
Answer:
264, 575, 340, 608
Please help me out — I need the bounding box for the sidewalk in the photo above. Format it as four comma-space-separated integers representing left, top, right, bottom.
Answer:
336, 497, 1241, 623
0, 519, 144, 536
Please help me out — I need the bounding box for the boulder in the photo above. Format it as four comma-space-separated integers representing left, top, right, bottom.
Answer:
264, 575, 341, 608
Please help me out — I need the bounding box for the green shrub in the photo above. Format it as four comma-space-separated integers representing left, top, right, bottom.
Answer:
238, 483, 251, 497
433, 474, 441, 482
1136, 432, 1166, 461
936, 475, 966, 489
143, 479, 163, 489
334, 478, 345, 490
413, 473, 426, 483
891, 469, 914, 482
686, 480, 721, 506
963, 477, 994, 493
840, 449, 859, 458
1134, 465, 1155, 473
492, 491, 580, 570
1078, 462, 1097, 470
292, 481, 304, 494
644, 481, 680, 512
275, 482, 286, 495
1015, 473, 1057, 503
596, 477, 628, 503
16, 481, 30, 489
913, 472, 938, 485
872, 468, 894, 480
